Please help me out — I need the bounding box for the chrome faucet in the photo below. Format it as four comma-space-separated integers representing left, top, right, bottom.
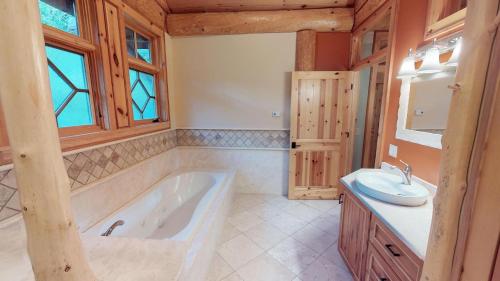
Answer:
101, 220, 124, 236
391, 160, 412, 185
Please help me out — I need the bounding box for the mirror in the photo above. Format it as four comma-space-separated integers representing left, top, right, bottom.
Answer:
396, 71, 455, 149
405, 73, 454, 135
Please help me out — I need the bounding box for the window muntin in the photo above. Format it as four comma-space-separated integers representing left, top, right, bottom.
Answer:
129, 69, 157, 120
46, 45, 94, 128
125, 27, 152, 64
38, 0, 79, 35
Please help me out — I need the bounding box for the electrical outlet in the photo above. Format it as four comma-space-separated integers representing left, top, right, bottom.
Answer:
389, 144, 398, 158
272, 111, 281, 117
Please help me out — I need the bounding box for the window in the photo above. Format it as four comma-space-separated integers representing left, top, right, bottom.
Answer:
124, 25, 162, 122
38, 0, 100, 131
126, 28, 152, 63
39, 0, 79, 35
46, 46, 94, 127
129, 69, 157, 120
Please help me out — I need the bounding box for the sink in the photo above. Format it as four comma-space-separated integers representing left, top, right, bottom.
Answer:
355, 171, 430, 206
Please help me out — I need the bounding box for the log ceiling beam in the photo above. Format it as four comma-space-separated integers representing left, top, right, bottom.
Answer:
166, 8, 354, 36
165, 0, 354, 13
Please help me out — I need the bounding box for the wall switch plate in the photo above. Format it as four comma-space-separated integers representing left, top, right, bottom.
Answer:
389, 144, 398, 158
272, 111, 281, 117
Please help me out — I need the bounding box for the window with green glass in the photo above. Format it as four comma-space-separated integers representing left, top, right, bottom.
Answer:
125, 27, 152, 64
129, 69, 157, 120
38, 0, 79, 35
46, 45, 94, 128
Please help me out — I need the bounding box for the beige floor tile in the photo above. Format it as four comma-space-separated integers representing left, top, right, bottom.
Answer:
292, 224, 337, 254
237, 253, 296, 281
228, 211, 264, 232
207, 254, 234, 281
222, 272, 245, 281
264, 212, 307, 235
320, 242, 349, 273
298, 256, 353, 281
301, 200, 339, 212
244, 222, 288, 250
268, 237, 319, 274
309, 214, 340, 237
218, 221, 242, 246
247, 202, 283, 220
282, 203, 322, 222
218, 234, 264, 270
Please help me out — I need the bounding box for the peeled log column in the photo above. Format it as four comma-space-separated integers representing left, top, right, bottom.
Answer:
0, 1, 96, 281
419, 0, 499, 280
296, 30, 317, 71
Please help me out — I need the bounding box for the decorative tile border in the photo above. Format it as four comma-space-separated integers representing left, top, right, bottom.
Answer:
176, 129, 290, 149
0, 128, 291, 222
0, 130, 177, 222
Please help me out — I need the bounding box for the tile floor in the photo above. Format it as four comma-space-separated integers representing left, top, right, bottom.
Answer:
207, 193, 354, 281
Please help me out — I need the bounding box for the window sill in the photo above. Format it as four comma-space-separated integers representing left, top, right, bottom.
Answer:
0, 121, 170, 166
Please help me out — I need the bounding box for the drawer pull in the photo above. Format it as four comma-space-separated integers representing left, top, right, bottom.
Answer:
385, 244, 401, 257
379, 278, 388, 281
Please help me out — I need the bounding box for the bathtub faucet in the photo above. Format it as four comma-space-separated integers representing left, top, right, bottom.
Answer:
101, 220, 125, 236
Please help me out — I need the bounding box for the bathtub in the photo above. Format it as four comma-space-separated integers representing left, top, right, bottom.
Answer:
85, 169, 236, 280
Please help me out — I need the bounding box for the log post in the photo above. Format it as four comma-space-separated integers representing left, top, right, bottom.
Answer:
0, 1, 97, 281
295, 30, 317, 71
419, 0, 499, 280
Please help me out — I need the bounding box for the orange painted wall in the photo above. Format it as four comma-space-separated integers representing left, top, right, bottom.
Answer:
315, 32, 351, 71
381, 0, 442, 184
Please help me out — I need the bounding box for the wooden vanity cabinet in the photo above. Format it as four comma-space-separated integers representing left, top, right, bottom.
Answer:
339, 186, 424, 281
339, 188, 372, 281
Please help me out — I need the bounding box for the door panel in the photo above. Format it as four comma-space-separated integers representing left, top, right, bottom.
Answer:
289, 71, 357, 199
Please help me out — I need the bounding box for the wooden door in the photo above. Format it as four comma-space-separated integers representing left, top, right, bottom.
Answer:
339, 188, 371, 281
288, 71, 358, 199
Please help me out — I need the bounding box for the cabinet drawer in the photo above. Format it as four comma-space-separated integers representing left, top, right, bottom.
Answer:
369, 217, 423, 281
366, 244, 401, 281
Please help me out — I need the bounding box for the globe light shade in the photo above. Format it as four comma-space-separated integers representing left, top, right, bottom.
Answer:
446, 37, 462, 67
418, 46, 442, 74
397, 49, 417, 79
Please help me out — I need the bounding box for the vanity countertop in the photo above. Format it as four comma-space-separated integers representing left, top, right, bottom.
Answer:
341, 168, 434, 259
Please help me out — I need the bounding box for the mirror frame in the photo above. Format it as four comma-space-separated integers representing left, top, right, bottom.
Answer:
396, 77, 443, 149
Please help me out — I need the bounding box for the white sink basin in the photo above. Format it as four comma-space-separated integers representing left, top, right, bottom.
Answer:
355, 171, 429, 206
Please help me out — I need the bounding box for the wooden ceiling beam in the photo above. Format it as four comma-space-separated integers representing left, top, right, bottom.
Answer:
166, 8, 354, 36
166, 0, 354, 13
154, 0, 171, 14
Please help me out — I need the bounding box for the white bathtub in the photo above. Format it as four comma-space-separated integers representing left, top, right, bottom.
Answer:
85, 169, 235, 280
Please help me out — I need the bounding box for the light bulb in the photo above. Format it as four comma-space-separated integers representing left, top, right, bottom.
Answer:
418, 39, 442, 74
397, 48, 417, 79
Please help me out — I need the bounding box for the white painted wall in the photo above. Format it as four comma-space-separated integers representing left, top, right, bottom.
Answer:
168, 33, 296, 129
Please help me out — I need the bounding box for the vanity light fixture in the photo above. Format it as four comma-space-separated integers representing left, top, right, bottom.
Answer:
446, 37, 463, 67
418, 39, 442, 74
397, 48, 417, 79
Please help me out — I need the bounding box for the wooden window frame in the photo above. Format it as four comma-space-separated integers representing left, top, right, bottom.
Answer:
41, 0, 104, 137
0, 0, 170, 166
121, 6, 169, 127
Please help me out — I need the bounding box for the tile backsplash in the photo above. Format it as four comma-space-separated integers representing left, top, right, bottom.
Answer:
0, 129, 290, 222
0, 130, 177, 221
177, 129, 290, 149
